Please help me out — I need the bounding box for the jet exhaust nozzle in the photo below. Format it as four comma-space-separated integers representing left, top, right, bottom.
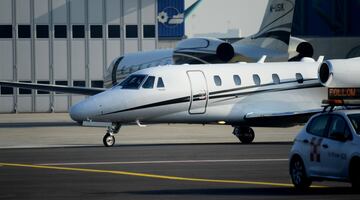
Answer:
216, 42, 235, 62
318, 62, 331, 85
174, 38, 235, 64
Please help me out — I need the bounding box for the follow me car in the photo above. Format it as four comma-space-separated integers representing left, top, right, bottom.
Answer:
289, 89, 360, 190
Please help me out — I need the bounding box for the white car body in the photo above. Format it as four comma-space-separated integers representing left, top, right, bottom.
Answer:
289, 109, 360, 189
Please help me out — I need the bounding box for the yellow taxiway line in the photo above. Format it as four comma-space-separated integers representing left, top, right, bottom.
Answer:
0, 162, 325, 188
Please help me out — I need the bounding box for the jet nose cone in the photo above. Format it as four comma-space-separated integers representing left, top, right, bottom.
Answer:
69, 102, 86, 123
69, 98, 100, 123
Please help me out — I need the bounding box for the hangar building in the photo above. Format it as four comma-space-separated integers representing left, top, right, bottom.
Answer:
0, 0, 185, 113
292, 0, 360, 59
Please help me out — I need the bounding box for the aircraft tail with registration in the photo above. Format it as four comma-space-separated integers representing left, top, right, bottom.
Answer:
231, 0, 297, 62
174, 0, 302, 64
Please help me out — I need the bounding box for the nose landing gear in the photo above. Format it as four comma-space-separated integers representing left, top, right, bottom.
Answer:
233, 126, 255, 144
103, 123, 121, 147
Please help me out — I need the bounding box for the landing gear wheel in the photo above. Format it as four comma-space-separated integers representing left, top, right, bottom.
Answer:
233, 127, 255, 144
103, 133, 115, 147
290, 156, 311, 190
102, 123, 121, 147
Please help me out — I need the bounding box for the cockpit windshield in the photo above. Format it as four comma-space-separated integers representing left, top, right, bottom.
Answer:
117, 74, 147, 89
142, 76, 155, 89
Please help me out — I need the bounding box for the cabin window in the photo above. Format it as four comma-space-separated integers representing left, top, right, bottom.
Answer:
142, 76, 155, 89
157, 77, 165, 88
214, 75, 222, 86
296, 73, 304, 84
233, 75, 241, 86
120, 75, 147, 89
253, 74, 261, 86
272, 74, 280, 84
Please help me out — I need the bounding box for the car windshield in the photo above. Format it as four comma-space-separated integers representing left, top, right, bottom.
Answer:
348, 114, 360, 135
117, 74, 147, 89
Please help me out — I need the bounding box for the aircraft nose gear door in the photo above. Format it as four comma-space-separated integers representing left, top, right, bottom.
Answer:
187, 71, 208, 114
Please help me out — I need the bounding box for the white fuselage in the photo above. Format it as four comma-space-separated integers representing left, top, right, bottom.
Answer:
70, 60, 327, 127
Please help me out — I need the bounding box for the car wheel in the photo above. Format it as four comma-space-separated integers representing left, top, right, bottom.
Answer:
290, 156, 312, 190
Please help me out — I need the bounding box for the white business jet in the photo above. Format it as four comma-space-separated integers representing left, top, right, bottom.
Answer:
3, 56, 359, 147
70, 56, 330, 147
72, 56, 360, 147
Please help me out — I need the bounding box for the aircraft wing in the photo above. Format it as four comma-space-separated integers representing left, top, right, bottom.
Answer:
0, 81, 105, 96
243, 109, 323, 127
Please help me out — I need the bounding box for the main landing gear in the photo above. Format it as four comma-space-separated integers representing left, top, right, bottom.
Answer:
103, 123, 121, 147
232, 126, 255, 144
102, 123, 255, 146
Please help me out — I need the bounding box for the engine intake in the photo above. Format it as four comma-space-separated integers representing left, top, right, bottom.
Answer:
318, 57, 360, 87
174, 38, 235, 64
319, 62, 330, 84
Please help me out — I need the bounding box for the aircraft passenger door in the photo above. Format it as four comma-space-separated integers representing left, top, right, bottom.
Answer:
187, 71, 208, 114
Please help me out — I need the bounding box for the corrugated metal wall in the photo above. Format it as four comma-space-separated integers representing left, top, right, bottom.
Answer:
0, 0, 157, 113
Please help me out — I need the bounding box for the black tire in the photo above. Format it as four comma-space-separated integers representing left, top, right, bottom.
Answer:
350, 158, 360, 190
103, 133, 115, 147
290, 156, 312, 190
239, 127, 255, 144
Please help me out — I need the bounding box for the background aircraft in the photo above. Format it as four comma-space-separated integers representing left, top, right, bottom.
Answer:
1, 0, 306, 92
106, 0, 313, 87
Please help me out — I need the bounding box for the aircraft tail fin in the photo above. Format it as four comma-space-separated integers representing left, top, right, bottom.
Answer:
243, 0, 296, 53
184, 0, 203, 19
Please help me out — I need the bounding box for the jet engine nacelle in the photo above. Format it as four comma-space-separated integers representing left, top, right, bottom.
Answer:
173, 37, 235, 64
318, 57, 360, 87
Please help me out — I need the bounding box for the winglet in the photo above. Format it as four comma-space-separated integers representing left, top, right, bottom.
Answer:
257, 55, 267, 63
